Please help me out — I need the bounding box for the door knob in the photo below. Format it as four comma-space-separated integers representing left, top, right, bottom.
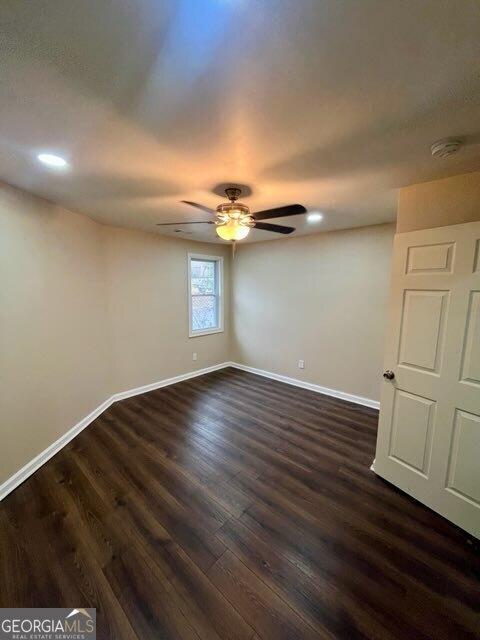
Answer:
383, 370, 395, 380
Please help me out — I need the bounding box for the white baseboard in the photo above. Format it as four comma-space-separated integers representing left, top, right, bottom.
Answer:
112, 362, 232, 402
0, 362, 231, 502
0, 360, 378, 502
229, 362, 380, 410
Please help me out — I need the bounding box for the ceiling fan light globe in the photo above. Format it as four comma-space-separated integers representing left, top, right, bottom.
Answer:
216, 220, 250, 241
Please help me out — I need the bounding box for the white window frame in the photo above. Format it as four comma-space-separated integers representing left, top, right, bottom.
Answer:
188, 253, 224, 337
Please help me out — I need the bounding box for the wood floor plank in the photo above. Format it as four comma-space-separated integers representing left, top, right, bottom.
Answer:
103, 546, 200, 640
0, 509, 44, 607
2, 478, 139, 639
215, 516, 396, 640
111, 402, 252, 519
239, 501, 477, 639
103, 492, 255, 640
90, 418, 227, 568
0, 367, 478, 640
168, 379, 373, 473
208, 550, 321, 640
258, 465, 478, 582
121, 517, 254, 640
189, 372, 376, 456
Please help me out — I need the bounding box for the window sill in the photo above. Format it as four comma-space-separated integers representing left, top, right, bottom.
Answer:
189, 327, 224, 338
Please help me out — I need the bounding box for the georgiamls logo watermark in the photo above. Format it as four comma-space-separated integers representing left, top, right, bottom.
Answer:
0, 608, 96, 639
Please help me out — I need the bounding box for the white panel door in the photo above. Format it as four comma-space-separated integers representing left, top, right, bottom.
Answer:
375, 221, 480, 538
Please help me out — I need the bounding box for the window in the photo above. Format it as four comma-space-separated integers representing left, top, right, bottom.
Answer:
188, 254, 224, 337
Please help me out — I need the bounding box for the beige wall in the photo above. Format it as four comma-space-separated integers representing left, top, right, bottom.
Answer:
0, 184, 231, 487
103, 226, 231, 393
232, 224, 395, 402
397, 170, 480, 233
0, 184, 114, 484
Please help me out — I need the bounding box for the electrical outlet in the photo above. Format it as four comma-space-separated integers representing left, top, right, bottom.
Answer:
298, 359, 305, 369
192, 352, 197, 361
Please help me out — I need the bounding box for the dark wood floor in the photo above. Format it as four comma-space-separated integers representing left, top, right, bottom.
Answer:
0, 368, 478, 639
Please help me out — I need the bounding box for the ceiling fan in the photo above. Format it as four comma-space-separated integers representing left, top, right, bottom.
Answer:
156, 188, 307, 242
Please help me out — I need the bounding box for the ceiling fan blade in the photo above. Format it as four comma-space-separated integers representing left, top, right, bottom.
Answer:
253, 204, 306, 221
254, 222, 295, 234
156, 221, 215, 226
181, 200, 216, 215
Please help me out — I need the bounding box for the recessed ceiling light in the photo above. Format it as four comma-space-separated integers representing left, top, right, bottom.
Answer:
307, 211, 324, 223
37, 153, 69, 169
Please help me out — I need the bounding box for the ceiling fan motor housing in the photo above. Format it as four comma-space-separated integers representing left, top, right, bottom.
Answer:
216, 200, 254, 226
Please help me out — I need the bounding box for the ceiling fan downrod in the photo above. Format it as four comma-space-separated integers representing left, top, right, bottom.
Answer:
225, 188, 241, 202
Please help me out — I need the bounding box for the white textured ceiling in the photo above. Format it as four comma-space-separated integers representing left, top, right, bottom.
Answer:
1, 0, 480, 243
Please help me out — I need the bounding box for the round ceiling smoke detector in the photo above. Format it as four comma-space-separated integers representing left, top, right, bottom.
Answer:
431, 137, 462, 159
